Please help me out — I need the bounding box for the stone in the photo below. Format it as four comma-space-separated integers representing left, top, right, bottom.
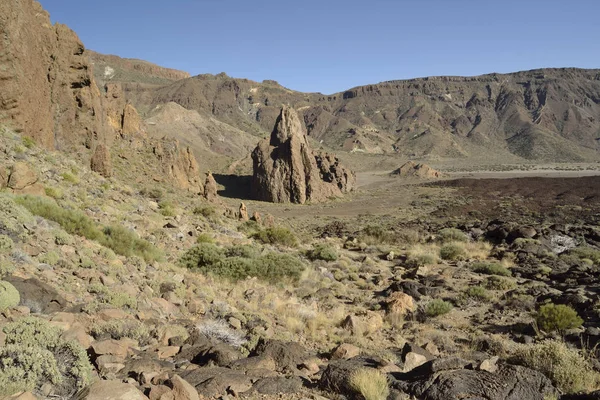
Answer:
250, 338, 310, 372
238, 202, 249, 221
331, 343, 361, 360
251, 106, 355, 204
61, 324, 94, 349
96, 354, 126, 375
171, 375, 200, 400
390, 161, 441, 179
91, 339, 131, 358
148, 385, 172, 400
251, 211, 261, 223
203, 171, 218, 201
122, 104, 142, 135
90, 143, 113, 177
157, 346, 181, 359
76, 380, 148, 399
403, 352, 428, 372
478, 356, 499, 373
6, 162, 44, 195
386, 292, 415, 316
341, 315, 363, 336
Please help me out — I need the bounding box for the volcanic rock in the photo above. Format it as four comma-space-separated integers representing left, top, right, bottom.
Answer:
203, 171, 218, 201
251, 106, 355, 204
152, 139, 203, 192
90, 144, 113, 177
390, 161, 442, 179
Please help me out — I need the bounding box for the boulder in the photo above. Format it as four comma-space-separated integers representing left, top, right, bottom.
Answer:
238, 202, 249, 221
122, 104, 142, 135
90, 143, 112, 177
76, 380, 148, 400
386, 292, 415, 316
331, 343, 361, 360
6, 162, 44, 195
4, 277, 67, 313
390, 161, 441, 179
251, 106, 355, 204
391, 360, 558, 400
250, 338, 310, 372
320, 357, 382, 398
170, 375, 199, 400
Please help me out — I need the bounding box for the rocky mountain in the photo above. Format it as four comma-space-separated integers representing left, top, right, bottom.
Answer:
117, 68, 600, 163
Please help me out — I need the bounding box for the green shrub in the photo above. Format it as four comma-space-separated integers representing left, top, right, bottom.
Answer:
158, 200, 176, 217
103, 292, 138, 309
511, 340, 600, 393
472, 262, 511, 276
0, 261, 15, 278
425, 299, 453, 317
252, 226, 297, 247
485, 276, 516, 290
238, 220, 260, 234
193, 205, 216, 217
439, 243, 467, 261
16, 195, 103, 240
100, 225, 163, 262
91, 320, 150, 344
0, 317, 93, 396
0, 235, 13, 253
307, 244, 338, 261
438, 228, 468, 242
44, 186, 63, 199
0, 281, 20, 311
360, 225, 397, 244
60, 172, 79, 184
349, 367, 389, 400
196, 233, 215, 244
179, 243, 303, 283
21, 136, 35, 149
465, 285, 490, 301
226, 244, 261, 259
140, 187, 164, 201
536, 303, 583, 334
407, 253, 437, 267
54, 230, 73, 245
179, 243, 225, 270
39, 251, 60, 266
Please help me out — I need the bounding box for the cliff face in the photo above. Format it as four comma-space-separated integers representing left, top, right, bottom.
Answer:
0, 0, 110, 150
0, 0, 202, 192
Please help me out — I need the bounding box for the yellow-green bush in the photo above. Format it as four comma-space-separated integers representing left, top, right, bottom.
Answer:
0, 281, 19, 311
251, 226, 298, 247
0, 317, 93, 396
511, 339, 600, 393
440, 243, 467, 261
425, 299, 453, 317
307, 243, 338, 261
472, 262, 511, 277
349, 368, 389, 400
91, 320, 150, 344
438, 228, 468, 242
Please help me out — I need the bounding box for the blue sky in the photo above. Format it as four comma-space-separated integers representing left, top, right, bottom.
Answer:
39, 0, 599, 94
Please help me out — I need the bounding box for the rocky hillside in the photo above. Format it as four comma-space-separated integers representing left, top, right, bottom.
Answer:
119, 68, 600, 163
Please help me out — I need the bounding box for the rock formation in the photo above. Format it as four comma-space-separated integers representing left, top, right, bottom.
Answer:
90, 144, 113, 178
203, 171, 218, 201
0, 0, 111, 150
152, 139, 203, 192
390, 161, 442, 179
238, 203, 249, 221
251, 106, 355, 204
1, 162, 44, 195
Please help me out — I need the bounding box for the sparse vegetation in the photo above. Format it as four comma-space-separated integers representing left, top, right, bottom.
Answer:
511, 340, 600, 393
464, 285, 490, 301
472, 261, 511, 276
349, 368, 390, 400
425, 299, 453, 317
440, 243, 467, 261
16, 195, 162, 262
438, 228, 468, 242
0, 281, 20, 312
91, 320, 151, 344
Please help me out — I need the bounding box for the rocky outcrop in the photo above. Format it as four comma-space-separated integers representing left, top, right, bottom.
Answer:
90, 144, 113, 178
251, 106, 355, 204
0, 0, 111, 150
104, 83, 143, 137
1, 162, 44, 195
203, 172, 218, 201
391, 161, 442, 179
152, 139, 202, 192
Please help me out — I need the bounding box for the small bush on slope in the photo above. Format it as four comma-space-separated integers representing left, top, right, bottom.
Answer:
307, 243, 338, 261
349, 368, 389, 400
0, 280, 20, 312
438, 228, 468, 242
252, 226, 298, 247
0, 317, 93, 397
536, 303, 583, 335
